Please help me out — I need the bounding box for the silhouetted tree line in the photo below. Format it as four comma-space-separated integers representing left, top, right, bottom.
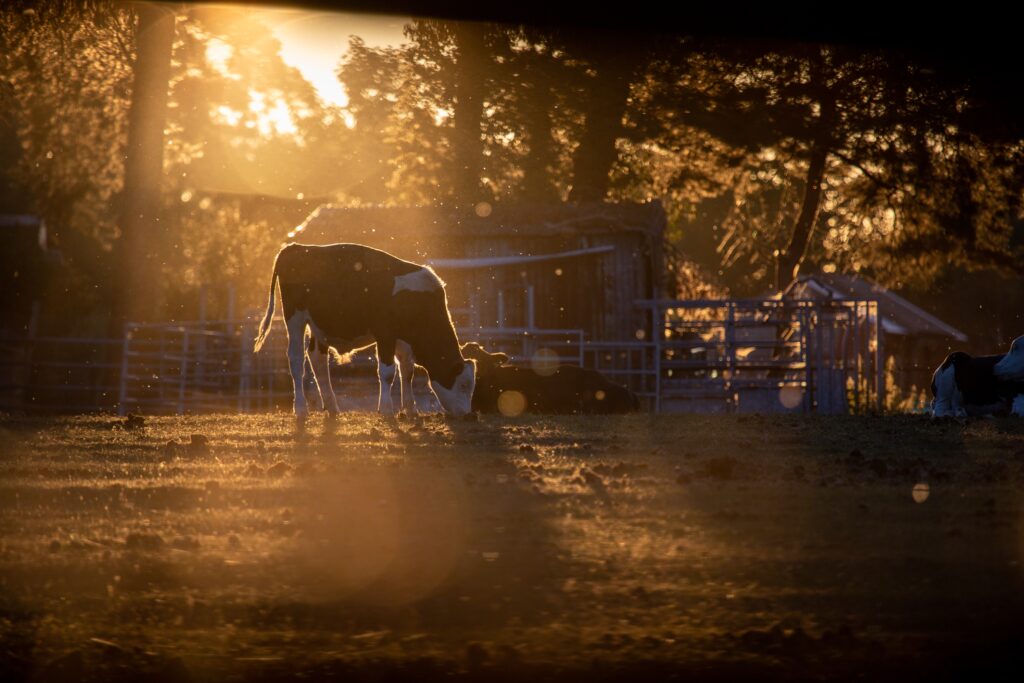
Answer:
1, 2, 1021, 347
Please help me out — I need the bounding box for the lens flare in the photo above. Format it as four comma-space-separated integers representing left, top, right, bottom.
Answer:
497, 390, 527, 417
779, 386, 804, 409
912, 483, 930, 503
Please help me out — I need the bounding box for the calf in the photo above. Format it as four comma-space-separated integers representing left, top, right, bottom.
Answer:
461, 342, 640, 414
254, 243, 475, 418
931, 335, 1024, 417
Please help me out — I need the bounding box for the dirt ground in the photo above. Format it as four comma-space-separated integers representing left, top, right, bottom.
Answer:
1, 412, 1023, 682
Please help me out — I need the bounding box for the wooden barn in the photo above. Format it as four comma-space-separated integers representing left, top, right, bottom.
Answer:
284, 202, 667, 342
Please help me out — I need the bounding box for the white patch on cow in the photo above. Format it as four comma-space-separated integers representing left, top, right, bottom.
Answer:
1012, 394, 1024, 417
430, 360, 476, 416
994, 335, 1024, 380
393, 267, 444, 295
931, 364, 963, 418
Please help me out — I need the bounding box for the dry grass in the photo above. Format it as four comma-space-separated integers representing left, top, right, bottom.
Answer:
2, 412, 1024, 682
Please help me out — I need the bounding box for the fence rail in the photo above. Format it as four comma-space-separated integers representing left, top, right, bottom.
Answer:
0, 298, 883, 415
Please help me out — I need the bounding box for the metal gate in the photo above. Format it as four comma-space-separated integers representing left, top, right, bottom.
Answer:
635, 298, 883, 414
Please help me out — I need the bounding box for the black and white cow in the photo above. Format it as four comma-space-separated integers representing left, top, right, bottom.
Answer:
461, 342, 640, 414
931, 335, 1024, 417
253, 243, 476, 418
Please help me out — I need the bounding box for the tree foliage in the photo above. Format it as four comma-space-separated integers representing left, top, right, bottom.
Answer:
0, 2, 351, 330
2, 5, 1021, 341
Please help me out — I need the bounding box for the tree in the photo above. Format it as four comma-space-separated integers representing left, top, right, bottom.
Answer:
1, 2, 362, 330
0, 0, 135, 332
562, 29, 649, 203
626, 38, 1024, 295
117, 0, 174, 325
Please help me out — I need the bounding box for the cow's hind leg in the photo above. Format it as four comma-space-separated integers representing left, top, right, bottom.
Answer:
285, 311, 310, 419
306, 335, 340, 415
395, 340, 418, 416
931, 365, 957, 418
376, 339, 398, 415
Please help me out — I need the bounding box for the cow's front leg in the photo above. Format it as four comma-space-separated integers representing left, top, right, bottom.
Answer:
950, 388, 968, 418
376, 339, 397, 414
285, 311, 309, 419
396, 340, 418, 416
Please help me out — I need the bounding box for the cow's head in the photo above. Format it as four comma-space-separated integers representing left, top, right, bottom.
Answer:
460, 342, 509, 376
994, 335, 1024, 380
431, 358, 476, 416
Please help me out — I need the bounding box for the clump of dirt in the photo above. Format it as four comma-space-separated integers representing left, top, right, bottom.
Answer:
161, 440, 179, 460
188, 434, 210, 455
125, 532, 165, 551
124, 414, 145, 431
700, 455, 738, 480
266, 461, 293, 478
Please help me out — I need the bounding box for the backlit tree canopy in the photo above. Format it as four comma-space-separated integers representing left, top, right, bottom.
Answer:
1, 2, 1021, 336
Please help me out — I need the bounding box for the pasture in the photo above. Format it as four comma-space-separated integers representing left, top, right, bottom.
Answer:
1, 413, 1023, 682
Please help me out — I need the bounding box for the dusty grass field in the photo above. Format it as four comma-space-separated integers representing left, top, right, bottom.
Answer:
1, 412, 1024, 682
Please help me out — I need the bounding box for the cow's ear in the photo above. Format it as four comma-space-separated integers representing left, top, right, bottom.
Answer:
492, 352, 509, 365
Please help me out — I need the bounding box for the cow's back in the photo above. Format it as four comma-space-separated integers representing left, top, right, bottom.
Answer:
276, 243, 422, 346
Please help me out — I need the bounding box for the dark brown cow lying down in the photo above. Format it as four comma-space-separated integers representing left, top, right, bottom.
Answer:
461, 342, 640, 415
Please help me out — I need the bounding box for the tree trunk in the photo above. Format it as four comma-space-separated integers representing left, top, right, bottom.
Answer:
115, 2, 174, 326
520, 58, 559, 203
567, 51, 638, 203
775, 84, 835, 290
450, 22, 489, 205
776, 134, 830, 289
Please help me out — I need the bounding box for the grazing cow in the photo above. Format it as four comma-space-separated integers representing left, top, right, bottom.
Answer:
253, 243, 476, 418
931, 335, 1024, 417
461, 342, 640, 414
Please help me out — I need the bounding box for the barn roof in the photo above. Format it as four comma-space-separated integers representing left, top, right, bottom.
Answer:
427, 245, 615, 269
285, 202, 666, 257
782, 273, 968, 342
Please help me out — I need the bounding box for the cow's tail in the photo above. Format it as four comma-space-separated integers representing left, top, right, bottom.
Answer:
253, 255, 280, 352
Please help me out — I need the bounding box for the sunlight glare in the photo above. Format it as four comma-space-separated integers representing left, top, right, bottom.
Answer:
205, 38, 233, 76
